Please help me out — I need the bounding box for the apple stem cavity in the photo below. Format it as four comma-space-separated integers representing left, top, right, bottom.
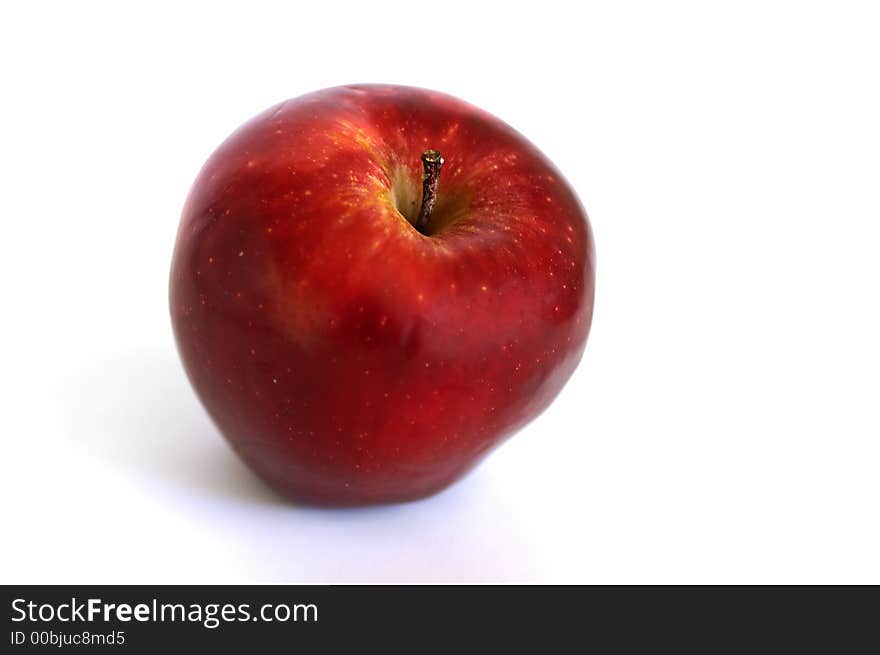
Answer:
415, 149, 444, 235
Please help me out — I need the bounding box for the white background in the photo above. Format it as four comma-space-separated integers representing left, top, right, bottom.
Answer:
2, 1, 878, 584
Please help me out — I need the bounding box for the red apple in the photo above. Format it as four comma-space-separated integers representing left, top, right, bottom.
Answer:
170, 84, 595, 506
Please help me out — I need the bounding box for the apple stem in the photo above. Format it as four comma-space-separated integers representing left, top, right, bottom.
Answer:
415, 149, 443, 234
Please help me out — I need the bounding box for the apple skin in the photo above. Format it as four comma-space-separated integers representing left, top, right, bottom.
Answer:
170, 85, 595, 506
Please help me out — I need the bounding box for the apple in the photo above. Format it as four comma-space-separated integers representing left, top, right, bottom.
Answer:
170, 84, 595, 506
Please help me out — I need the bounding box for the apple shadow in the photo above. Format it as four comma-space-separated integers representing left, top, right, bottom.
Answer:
61, 344, 287, 508
60, 345, 479, 512
57, 343, 540, 582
